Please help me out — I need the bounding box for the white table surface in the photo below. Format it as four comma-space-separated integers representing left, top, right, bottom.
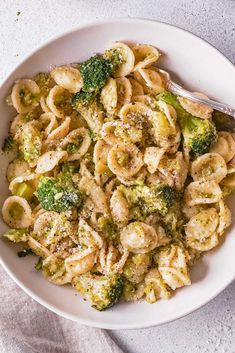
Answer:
1, 1, 235, 352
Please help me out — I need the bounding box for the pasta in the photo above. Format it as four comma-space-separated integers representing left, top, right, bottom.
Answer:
157, 245, 191, 290
132, 44, 160, 71
51, 66, 83, 93
211, 131, 235, 162
191, 153, 227, 183
11, 79, 40, 114
107, 142, 143, 178
1, 41, 234, 311
120, 222, 158, 253
178, 93, 213, 119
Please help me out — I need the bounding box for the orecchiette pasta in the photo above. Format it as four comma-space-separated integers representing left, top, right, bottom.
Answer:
7, 159, 31, 183
9, 173, 38, 196
184, 180, 222, 206
65, 248, 98, 276
144, 147, 165, 174
211, 131, 235, 162
79, 176, 109, 214
138, 68, 164, 93
157, 245, 191, 290
132, 44, 160, 71
51, 66, 83, 93
42, 254, 72, 285
40, 96, 51, 113
144, 268, 172, 303
123, 253, 150, 283
157, 100, 177, 129
107, 142, 144, 178
129, 78, 144, 97
185, 208, 219, 251
217, 200, 231, 235
93, 139, 112, 185
60, 127, 91, 161
46, 85, 71, 118
18, 121, 42, 167
158, 152, 188, 190
2, 41, 235, 311
40, 112, 58, 137
11, 79, 40, 114
2, 196, 32, 228
36, 150, 68, 174
108, 42, 135, 77
28, 236, 51, 258
10, 114, 25, 136
110, 188, 129, 227
178, 93, 213, 119
191, 153, 227, 183
120, 222, 158, 253
100, 78, 117, 113
46, 116, 71, 141
115, 77, 132, 111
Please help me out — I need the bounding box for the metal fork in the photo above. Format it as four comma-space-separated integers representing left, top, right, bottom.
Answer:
158, 68, 235, 119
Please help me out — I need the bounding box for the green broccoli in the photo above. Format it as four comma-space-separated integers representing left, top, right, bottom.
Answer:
79, 55, 113, 93
72, 91, 96, 110
61, 161, 80, 174
3, 228, 29, 242
23, 106, 42, 122
97, 215, 118, 240
14, 182, 35, 200
17, 248, 33, 257
66, 136, 84, 155
157, 92, 217, 156
73, 273, 124, 311
123, 254, 151, 283
2, 134, 15, 152
103, 47, 125, 74
35, 257, 43, 270
36, 174, 83, 213
121, 184, 176, 217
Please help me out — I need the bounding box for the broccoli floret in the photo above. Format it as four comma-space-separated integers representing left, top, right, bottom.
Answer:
2, 134, 15, 152
23, 106, 42, 122
104, 48, 125, 74
72, 91, 96, 110
66, 135, 84, 155
79, 55, 113, 93
73, 273, 124, 311
157, 92, 217, 156
123, 254, 151, 283
121, 184, 176, 217
97, 216, 118, 240
36, 174, 83, 213
3, 228, 29, 242
17, 248, 33, 257
35, 257, 43, 270
14, 182, 35, 200
61, 161, 80, 174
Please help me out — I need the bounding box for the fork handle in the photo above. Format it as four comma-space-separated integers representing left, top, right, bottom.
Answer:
167, 80, 235, 119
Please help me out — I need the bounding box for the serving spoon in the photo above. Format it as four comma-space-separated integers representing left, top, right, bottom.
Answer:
158, 68, 235, 130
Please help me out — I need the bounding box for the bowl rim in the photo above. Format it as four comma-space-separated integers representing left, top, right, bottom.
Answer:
0, 17, 235, 330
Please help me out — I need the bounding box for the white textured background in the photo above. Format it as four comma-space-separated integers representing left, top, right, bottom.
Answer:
0, 1, 235, 352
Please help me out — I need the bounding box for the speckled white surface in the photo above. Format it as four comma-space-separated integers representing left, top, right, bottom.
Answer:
0, 1, 235, 352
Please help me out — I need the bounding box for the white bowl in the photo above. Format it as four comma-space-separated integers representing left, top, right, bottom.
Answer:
0, 18, 235, 330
